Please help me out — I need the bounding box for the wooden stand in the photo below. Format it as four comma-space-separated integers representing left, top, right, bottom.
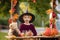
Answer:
5, 35, 60, 40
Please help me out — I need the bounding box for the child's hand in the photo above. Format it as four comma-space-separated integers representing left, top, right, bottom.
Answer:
20, 33, 25, 37
26, 30, 33, 36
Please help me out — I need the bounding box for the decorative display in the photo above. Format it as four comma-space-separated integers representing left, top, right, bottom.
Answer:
43, 27, 58, 36
43, 0, 59, 36
9, 0, 18, 23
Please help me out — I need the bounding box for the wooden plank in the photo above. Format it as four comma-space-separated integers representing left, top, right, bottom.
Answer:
5, 35, 60, 39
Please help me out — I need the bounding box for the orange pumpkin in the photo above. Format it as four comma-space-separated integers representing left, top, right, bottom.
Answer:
43, 27, 51, 36
51, 28, 58, 36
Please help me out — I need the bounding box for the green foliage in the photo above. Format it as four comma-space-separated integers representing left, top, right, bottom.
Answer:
0, 0, 51, 27
0, 19, 8, 25
0, 0, 10, 17
19, 0, 51, 27
58, 0, 60, 2
0, 0, 10, 25
45, 20, 49, 27
29, 0, 51, 14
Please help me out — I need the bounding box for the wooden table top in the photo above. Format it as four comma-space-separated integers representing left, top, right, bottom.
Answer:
5, 35, 60, 39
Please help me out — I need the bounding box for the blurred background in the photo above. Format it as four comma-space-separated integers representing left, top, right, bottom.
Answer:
0, 0, 51, 29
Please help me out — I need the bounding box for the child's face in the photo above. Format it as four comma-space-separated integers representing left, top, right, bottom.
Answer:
23, 15, 32, 22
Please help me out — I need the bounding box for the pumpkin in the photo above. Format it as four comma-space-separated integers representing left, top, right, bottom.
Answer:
51, 28, 58, 36
43, 27, 51, 36
43, 27, 58, 36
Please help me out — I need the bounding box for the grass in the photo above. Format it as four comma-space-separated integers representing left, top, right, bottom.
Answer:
0, 32, 7, 40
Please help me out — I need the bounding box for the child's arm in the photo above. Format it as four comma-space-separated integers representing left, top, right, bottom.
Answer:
30, 24, 37, 36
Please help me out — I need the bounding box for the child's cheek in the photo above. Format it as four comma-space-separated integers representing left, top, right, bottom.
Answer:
24, 19, 26, 21
28, 19, 31, 21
